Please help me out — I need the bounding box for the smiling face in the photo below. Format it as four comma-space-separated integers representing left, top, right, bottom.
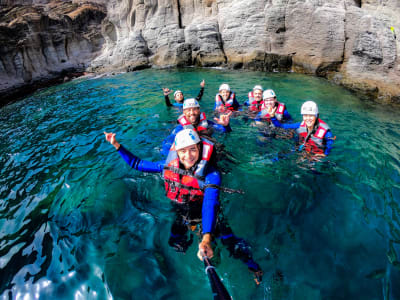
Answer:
177, 144, 200, 169
220, 90, 230, 101
183, 107, 200, 125
254, 90, 263, 102
263, 97, 276, 108
303, 114, 317, 129
174, 92, 184, 102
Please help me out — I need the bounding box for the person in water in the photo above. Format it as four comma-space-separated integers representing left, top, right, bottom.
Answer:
104, 129, 263, 284
162, 98, 232, 155
163, 80, 205, 107
255, 89, 292, 124
270, 100, 334, 156
244, 85, 264, 112
214, 83, 240, 112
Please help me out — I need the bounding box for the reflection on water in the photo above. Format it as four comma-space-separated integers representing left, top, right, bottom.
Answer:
1, 68, 400, 299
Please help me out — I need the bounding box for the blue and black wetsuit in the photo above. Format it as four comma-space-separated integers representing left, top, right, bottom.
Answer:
254, 105, 292, 123
270, 117, 334, 155
117, 144, 262, 274
161, 121, 231, 156
214, 92, 240, 111
165, 87, 204, 107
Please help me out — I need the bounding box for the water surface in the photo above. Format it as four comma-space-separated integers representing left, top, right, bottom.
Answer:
1, 68, 399, 299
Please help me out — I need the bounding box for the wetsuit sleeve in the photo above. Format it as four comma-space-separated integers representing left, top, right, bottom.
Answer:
207, 120, 232, 133
195, 87, 204, 101
161, 125, 183, 156
202, 167, 221, 234
271, 117, 300, 129
283, 109, 292, 121
233, 94, 240, 110
324, 130, 334, 155
164, 95, 173, 107
118, 144, 164, 173
254, 111, 262, 121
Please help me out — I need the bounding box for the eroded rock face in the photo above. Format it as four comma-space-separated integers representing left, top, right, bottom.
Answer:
0, 1, 106, 105
1, 0, 399, 103
90, 0, 399, 103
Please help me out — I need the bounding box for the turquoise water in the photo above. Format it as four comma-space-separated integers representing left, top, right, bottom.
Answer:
1, 68, 400, 300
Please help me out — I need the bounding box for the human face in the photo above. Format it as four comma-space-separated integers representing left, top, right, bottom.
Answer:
254, 90, 262, 102
263, 97, 276, 108
175, 92, 184, 102
303, 114, 317, 129
183, 107, 200, 125
220, 90, 230, 100
177, 144, 200, 169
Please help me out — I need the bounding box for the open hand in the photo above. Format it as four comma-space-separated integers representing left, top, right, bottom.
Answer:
162, 87, 173, 96
200, 79, 205, 88
104, 131, 120, 150
267, 106, 277, 117
214, 110, 232, 127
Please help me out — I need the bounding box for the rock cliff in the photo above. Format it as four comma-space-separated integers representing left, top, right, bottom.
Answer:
1, 0, 399, 104
0, 0, 106, 105
91, 0, 399, 103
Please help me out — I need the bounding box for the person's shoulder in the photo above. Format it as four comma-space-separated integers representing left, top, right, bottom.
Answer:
318, 119, 331, 130
172, 124, 184, 134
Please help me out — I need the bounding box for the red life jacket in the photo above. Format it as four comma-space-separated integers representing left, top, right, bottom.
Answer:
215, 92, 236, 110
163, 138, 214, 204
259, 102, 286, 121
296, 119, 330, 154
248, 91, 263, 112
177, 112, 209, 133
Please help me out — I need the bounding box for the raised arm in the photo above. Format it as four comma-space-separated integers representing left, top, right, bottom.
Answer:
163, 88, 173, 107
104, 132, 164, 172
195, 80, 205, 101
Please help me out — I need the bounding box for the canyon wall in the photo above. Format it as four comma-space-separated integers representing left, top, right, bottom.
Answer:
91, 0, 400, 103
0, 0, 106, 104
1, 0, 399, 104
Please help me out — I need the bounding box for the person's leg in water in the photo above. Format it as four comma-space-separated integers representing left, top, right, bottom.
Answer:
168, 210, 194, 253
214, 213, 263, 285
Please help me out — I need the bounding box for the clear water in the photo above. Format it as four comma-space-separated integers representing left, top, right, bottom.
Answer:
1, 68, 400, 300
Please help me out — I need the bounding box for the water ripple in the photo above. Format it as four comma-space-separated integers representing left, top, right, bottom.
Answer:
1, 69, 400, 299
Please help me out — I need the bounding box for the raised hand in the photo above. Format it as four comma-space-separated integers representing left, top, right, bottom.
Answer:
162, 87, 173, 96
200, 79, 205, 88
104, 131, 120, 150
214, 110, 232, 127
267, 106, 277, 117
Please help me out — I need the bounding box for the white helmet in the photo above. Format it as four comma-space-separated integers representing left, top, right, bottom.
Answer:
253, 85, 263, 92
263, 89, 276, 100
219, 83, 230, 92
301, 101, 319, 115
174, 129, 201, 150
182, 98, 200, 110
174, 90, 183, 98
